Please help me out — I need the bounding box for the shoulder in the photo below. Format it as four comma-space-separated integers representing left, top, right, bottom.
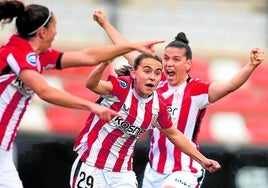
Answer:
108, 75, 132, 88
188, 77, 210, 85
108, 75, 132, 98
187, 78, 211, 95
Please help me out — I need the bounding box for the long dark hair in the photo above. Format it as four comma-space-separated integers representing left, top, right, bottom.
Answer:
115, 53, 162, 76
0, 0, 52, 39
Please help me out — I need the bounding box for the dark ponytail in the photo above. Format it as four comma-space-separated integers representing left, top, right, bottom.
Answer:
115, 65, 133, 77
0, 0, 24, 24
0, 0, 51, 39
166, 32, 192, 60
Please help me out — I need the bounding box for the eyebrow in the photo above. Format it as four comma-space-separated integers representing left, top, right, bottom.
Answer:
142, 66, 162, 71
164, 54, 182, 58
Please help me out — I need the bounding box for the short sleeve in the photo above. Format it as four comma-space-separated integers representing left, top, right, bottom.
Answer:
108, 75, 132, 98
155, 95, 173, 129
39, 49, 62, 70
190, 79, 211, 108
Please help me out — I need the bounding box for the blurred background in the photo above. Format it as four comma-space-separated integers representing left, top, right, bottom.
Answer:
1, 0, 268, 187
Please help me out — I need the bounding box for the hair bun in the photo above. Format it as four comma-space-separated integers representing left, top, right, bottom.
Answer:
175, 32, 189, 44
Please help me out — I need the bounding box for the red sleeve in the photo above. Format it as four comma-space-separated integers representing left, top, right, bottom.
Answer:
156, 94, 173, 129
190, 79, 210, 95
2, 35, 61, 74
108, 75, 132, 98
9, 51, 39, 75
10, 48, 62, 75
3, 35, 39, 74
39, 48, 62, 70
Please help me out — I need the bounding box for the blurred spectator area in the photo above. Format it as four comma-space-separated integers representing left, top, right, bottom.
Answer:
0, 0, 266, 147
1, 0, 266, 53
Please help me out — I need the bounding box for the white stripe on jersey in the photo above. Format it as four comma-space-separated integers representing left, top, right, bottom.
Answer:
0, 74, 15, 82
184, 94, 208, 139
7, 53, 20, 75
76, 115, 100, 155
81, 90, 157, 172
75, 77, 171, 172
0, 84, 28, 150
150, 78, 210, 174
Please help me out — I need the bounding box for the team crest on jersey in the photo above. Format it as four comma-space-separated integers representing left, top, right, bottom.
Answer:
26, 52, 37, 66
119, 80, 128, 88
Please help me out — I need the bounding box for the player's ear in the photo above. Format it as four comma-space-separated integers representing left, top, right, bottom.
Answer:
185, 59, 192, 72
130, 69, 136, 79
37, 27, 47, 39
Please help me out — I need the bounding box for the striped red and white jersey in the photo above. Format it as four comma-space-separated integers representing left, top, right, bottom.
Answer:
74, 75, 173, 172
149, 76, 211, 174
0, 35, 61, 151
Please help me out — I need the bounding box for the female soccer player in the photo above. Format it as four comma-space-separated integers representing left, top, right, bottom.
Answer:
92, 9, 264, 188
0, 1, 164, 187
70, 53, 220, 188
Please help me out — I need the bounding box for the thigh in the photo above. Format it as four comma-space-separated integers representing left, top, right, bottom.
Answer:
110, 171, 137, 188
70, 157, 106, 188
141, 163, 169, 188
162, 170, 206, 188
0, 150, 23, 188
70, 157, 137, 188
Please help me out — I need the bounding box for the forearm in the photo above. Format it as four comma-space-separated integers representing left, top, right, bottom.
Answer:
101, 20, 140, 64
61, 44, 136, 68
162, 127, 207, 164
86, 63, 108, 89
93, 9, 163, 65
102, 20, 129, 44
38, 86, 119, 122
227, 62, 257, 91
37, 87, 93, 110
163, 127, 221, 172
84, 44, 137, 63
168, 130, 207, 164
209, 62, 258, 102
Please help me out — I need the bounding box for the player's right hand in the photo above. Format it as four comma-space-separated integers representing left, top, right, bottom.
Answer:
93, 9, 107, 27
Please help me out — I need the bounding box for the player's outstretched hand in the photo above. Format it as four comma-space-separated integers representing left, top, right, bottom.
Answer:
90, 102, 121, 122
132, 40, 165, 57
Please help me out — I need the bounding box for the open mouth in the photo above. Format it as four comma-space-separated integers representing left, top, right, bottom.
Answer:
145, 83, 154, 88
166, 70, 176, 77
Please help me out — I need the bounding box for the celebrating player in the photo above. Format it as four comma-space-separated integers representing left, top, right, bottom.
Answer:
0, 1, 164, 187
92, 9, 264, 188
70, 54, 220, 188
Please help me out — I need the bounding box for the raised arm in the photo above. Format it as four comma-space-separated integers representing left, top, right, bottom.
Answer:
85, 61, 113, 95
61, 10, 165, 69
93, 9, 141, 64
160, 126, 221, 173
19, 69, 118, 121
208, 48, 265, 103
60, 40, 163, 69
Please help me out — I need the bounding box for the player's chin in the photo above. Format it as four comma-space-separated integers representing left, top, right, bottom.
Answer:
145, 86, 155, 93
147, 91, 155, 98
